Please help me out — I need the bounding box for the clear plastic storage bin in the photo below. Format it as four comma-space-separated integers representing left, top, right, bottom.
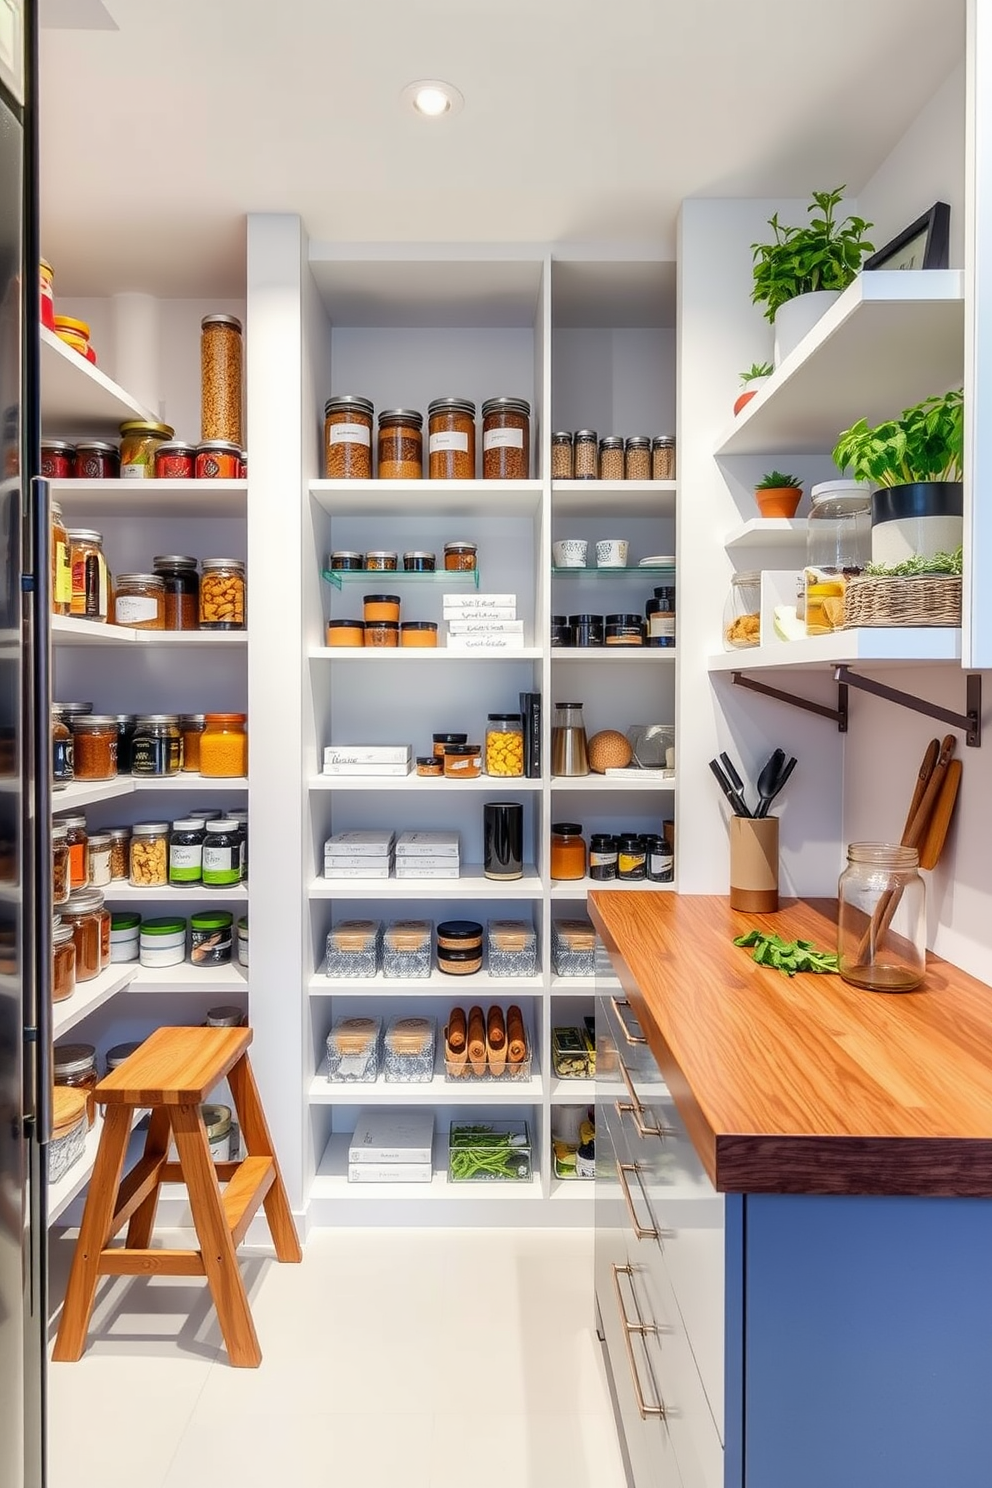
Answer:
325, 1016, 381, 1082
448, 1120, 532, 1181
551, 918, 596, 977
383, 920, 432, 979
383, 1016, 436, 1083
324, 920, 381, 979
487, 920, 538, 977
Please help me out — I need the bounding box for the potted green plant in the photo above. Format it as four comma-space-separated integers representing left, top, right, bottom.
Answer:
755, 470, 803, 519
832, 388, 963, 565
734, 362, 774, 417
751, 187, 874, 365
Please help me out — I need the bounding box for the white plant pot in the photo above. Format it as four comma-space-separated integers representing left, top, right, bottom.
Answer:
772, 289, 842, 367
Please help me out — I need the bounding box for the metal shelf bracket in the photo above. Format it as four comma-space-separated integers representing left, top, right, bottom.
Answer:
731, 672, 848, 731
834, 667, 982, 747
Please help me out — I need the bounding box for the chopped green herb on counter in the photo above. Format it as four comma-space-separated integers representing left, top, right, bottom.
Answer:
733, 930, 839, 977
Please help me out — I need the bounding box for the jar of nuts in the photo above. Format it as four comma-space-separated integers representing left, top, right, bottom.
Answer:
201, 314, 243, 446
199, 558, 246, 630
129, 822, 169, 888
485, 714, 524, 777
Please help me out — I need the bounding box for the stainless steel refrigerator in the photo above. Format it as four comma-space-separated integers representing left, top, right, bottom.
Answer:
0, 2, 48, 1484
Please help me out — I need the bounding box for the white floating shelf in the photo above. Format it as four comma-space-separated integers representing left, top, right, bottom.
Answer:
53, 776, 248, 812
140, 775, 248, 791
310, 1134, 543, 1203
308, 969, 544, 996
550, 878, 675, 899
716, 270, 964, 456
708, 628, 963, 672
724, 518, 808, 551
50, 478, 247, 520
309, 775, 543, 793
52, 616, 248, 648
550, 1178, 595, 1202
102, 884, 249, 904
310, 865, 544, 900
551, 480, 677, 518
308, 646, 541, 661
51, 960, 247, 1033
53, 963, 139, 1037
41, 326, 156, 434
550, 774, 676, 791
551, 649, 676, 664
310, 478, 543, 518
309, 1065, 543, 1105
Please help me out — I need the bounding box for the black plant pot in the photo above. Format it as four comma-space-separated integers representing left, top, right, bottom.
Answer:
870, 481, 963, 564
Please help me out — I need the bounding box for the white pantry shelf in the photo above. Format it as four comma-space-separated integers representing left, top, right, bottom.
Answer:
550, 975, 596, 995
53, 776, 248, 811
551, 480, 677, 518
53, 778, 134, 811
52, 616, 248, 648
724, 518, 808, 551
310, 866, 544, 900
310, 1134, 543, 1205
309, 1065, 543, 1106
708, 628, 963, 672
309, 968, 544, 996
551, 649, 675, 664
310, 478, 543, 518
52, 963, 139, 1037
308, 646, 541, 661
102, 884, 249, 904
52, 960, 247, 1035
309, 775, 543, 792
550, 773, 676, 791
41, 327, 156, 434
550, 878, 675, 899
550, 1078, 595, 1104
51, 478, 247, 520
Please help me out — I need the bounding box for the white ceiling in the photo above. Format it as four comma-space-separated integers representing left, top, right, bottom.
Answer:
39, 0, 964, 299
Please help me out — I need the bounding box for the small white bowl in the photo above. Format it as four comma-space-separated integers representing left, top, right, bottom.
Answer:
553, 539, 588, 568
596, 538, 629, 568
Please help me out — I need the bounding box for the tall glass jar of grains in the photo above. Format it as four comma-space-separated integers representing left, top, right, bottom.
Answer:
625, 436, 651, 481
201, 314, 243, 446
481, 397, 530, 479
324, 396, 373, 479
200, 714, 248, 778
599, 436, 624, 482
652, 435, 676, 481
378, 410, 423, 479
427, 398, 476, 479
574, 430, 598, 480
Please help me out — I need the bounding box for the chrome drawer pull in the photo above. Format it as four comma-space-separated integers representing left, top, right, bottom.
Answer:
611, 996, 647, 1045
611, 1263, 666, 1421
616, 1160, 658, 1240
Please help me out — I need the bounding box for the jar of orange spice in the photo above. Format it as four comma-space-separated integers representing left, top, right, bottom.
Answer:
200, 714, 247, 778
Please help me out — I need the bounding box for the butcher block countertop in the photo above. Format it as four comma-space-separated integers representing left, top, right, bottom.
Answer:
588, 892, 992, 1197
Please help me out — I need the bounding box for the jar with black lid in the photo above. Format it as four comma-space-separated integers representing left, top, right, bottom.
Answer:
644, 833, 674, 883
427, 397, 475, 479
132, 714, 181, 776
378, 409, 423, 480
202, 818, 241, 888
433, 732, 467, 759
589, 833, 619, 881
112, 715, 137, 773
550, 615, 570, 648
53, 1041, 98, 1127
646, 586, 676, 648
169, 818, 204, 886
605, 613, 644, 646
617, 833, 647, 881
153, 555, 199, 631
570, 613, 604, 648
574, 430, 598, 480
52, 705, 73, 786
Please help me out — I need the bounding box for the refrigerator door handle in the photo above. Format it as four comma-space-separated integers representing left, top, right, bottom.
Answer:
25, 474, 51, 1145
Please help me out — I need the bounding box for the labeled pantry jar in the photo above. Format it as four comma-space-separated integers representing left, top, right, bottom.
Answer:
119, 419, 174, 479
75, 440, 120, 479
68, 529, 108, 620
140, 917, 186, 969
153, 555, 199, 630
86, 833, 113, 888
202, 818, 242, 887
837, 843, 926, 992
129, 822, 169, 887
51, 502, 71, 616
427, 397, 476, 479
69, 714, 118, 781
196, 440, 241, 479
201, 313, 243, 445
132, 715, 181, 776
324, 395, 373, 480
378, 409, 423, 479
52, 706, 73, 787
199, 558, 245, 629
169, 818, 204, 886
113, 573, 165, 630
199, 713, 247, 778
481, 397, 530, 480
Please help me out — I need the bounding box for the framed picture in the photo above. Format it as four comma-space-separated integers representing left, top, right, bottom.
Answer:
864, 202, 950, 271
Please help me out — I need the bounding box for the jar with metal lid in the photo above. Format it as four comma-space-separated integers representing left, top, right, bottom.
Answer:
201, 1103, 236, 1161
199, 558, 245, 629
237, 916, 248, 967
87, 833, 112, 887
132, 715, 181, 777
618, 833, 647, 881
105, 1041, 140, 1073
140, 916, 187, 969
195, 439, 241, 479
153, 555, 200, 631
154, 441, 196, 479
433, 732, 467, 758
723, 572, 761, 650
329, 551, 364, 571
191, 911, 233, 966
110, 914, 140, 963
442, 744, 482, 779
52, 823, 70, 905
202, 818, 241, 887
60, 893, 103, 982
129, 822, 169, 887
550, 823, 587, 881
378, 409, 423, 479
75, 440, 120, 479
366, 551, 398, 572
111, 715, 137, 773
625, 436, 651, 481
52, 707, 73, 787
53, 920, 76, 1004
200, 713, 247, 777
169, 819, 204, 886
599, 436, 625, 482
364, 593, 400, 624
41, 439, 74, 480
644, 833, 674, 883
201, 313, 243, 445
838, 842, 926, 992
428, 397, 476, 479
403, 551, 436, 572
324, 395, 373, 479
56, 701, 92, 723
444, 541, 477, 573
62, 815, 88, 891
605, 612, 645, 646
68, 529, 108, 620
485, 714, 524, 777
53, 1041, 98, 1127
574, 430, 598, 480
551, 432, 573, 480
481, 397, 530, 479
589, 833, 618, 881
180, 714, 205, 771
113, 573, 165, 630
652, 435, 676, 481
119, 419, 174, 479
51, 502, 71, 615
107, 827, 131, 881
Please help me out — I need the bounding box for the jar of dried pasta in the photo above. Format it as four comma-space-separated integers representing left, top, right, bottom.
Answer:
482, 397, 530, 479
129, 822, 169, 888
378, 410, 423, 479
324, 395, 373, 480
200, 714, 247, 778
428, 397, 476, 479
199, 558, 245, 629
119, 420, 174, 479
201, 314, 243, 445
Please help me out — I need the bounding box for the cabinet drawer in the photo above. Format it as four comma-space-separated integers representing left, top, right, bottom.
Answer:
599, 993, 664, 1084
600, 1254, 685, 1488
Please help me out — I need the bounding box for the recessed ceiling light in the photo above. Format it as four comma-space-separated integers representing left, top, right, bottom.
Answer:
402, 80, 464, 118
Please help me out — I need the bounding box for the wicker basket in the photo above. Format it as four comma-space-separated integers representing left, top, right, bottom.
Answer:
842, 574, 962, 628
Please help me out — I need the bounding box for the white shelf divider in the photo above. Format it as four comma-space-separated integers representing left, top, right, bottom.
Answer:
310, 866, 544, 900
102, 884, 249, 904
308, 968, 544, 996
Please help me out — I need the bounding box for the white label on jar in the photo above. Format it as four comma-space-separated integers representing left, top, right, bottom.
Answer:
203, 845, 234, 874
429, 431, 469, 453
328, 423, 371, 446
648, 615, 676, 639
115, 595, 159, 625
120, 464, 150, 479
483, 428, 524, 450
170, 844, 201, 870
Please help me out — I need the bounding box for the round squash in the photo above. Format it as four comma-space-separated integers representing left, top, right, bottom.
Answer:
587, 729, 633, 773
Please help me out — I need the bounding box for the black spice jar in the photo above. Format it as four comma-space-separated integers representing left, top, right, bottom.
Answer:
551, 614, 571, 648
605, 613, 644, 647
570, 613, 604, 648
617, 832, 647, 881
644, 833, 674, 883
436, 919, 484, 976
483, 802, 524, 881
589, 833, 618, 881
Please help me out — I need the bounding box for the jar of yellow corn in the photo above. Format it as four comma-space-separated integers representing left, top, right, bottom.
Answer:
485, 714, 524, 777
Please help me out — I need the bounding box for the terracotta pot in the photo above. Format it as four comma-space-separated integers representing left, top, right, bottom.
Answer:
733, 389, 757, 416
756, 487, 802, 519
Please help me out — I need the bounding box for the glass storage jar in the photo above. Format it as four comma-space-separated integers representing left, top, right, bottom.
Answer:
199, 558, 245, 629
195, 440, 241, 479
365, 620, 399, 647
202, 818, 241, 887
75, 440, 119, 479
51, 501, 71, 616
112, 714, 137, 773
485, 714, 524, 777
107, 828, 130, 882
442, 744, 482, 779
86, 833, 112, 888
154, 441, 196, 479
723, 571, 761, 650
201, 313, 243, 445
63, 815, 88, 891
551, 432, 573, 480
366, 551, 397, 572
113, 573, 165, 630
53, 1041, 98, 1128
378, 409, 423, 479
652, 435, 676, 480
599, 435, 625, 482
41, 439, 74, 480
229, 810, 248, 881
433, 733, 467, 758
551, 823, 587, 881
153, 556, 199, 630
428, 397, 476, 479
573, 430, 598, 480
60, 893, 103, 983
68, 529, 108, 620
199, 714, 247, 778
129, 822, 169, 887
481, 397, 530, 479
838, 843, 926, 992
132, 715, 181, 776
119, 419, 174, 479
804, 482, 872, 636
329, 551, 364, 571
53, 921, 76, 1004
169, 819, 204, 886
180, 714, 205, 771
625, 436, 651, 481
444, 541, 477, 572
646, 586, 676, 648
52, 823, 70, 905
52, 707, 73, 787
403, 551, 436, 573
324, 395, 373, 479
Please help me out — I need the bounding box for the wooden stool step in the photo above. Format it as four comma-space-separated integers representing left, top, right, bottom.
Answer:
53, 1026, 301, 1369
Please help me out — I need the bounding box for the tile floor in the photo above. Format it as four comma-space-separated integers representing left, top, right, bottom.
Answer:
47, 1226, 628, 1488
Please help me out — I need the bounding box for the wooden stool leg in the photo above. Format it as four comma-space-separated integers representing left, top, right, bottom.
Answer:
53, 1105, 133, 1362
124, 1107, 172, 1250
228, 1054, 302, 1264
170, 1102, 261, 1368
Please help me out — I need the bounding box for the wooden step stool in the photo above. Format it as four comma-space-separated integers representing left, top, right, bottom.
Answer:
53, 1025, 302, 1368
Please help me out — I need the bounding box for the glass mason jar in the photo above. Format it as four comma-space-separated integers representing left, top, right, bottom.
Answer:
804, 483, 872, 636
550, 823, 587, 881
132, 715, 181, 777
112, 714, 137, 773
71, 715, 119, 781
68, 528, 108, 620
60, 893, 103, 983
599, 435, 625, 482
723, 571, 761, 649
41, 439, 73, 480
195, 440, 241, 479
574, 430, 598, 480
51, 501, 71, 616
200, 713, 247, 777
378, 409, 423, 479
52, 706, 73, 787
53, 1041, 99, 1128
129, 822, 169, 887
625, 436, 651, 481
75, 440, 120, 479
153, 555, 200, 630
154, 441, 196, 479
199, 558, 246, 629
169, 818, 204, 886
652, 435, 676, 480
201, 313, 244, 446
427, 397, 476, 479
551, 432, 573, 480
52, 822, 70, 905
113, 573, 165, 630
107, 828, 131, 881
485, 714, 524, 777
63, 815, 88, 891
324, 395, 374, 480
119, 419, 174, 479
838, 843, 926, 992
481, 397, 530, 480
179, 714, 206, 771
86, 833, 113, 887
202, 818, 241, 887
53, 921, 76, 1004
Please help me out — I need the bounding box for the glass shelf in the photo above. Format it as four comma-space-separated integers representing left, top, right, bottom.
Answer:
551, 565, 676, 579
322, 568, 480, 591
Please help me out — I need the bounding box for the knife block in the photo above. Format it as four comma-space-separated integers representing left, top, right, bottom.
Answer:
729, 817, 779, 913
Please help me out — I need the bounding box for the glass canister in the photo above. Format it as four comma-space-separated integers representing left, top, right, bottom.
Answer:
52, 823, 70, 905
53, 1041, 98, 1128
378, 409, 423, 479
51, 502, 71, 616
202, 818, 241, 887
68, 529, 108, 620
201, 313, 244, 445
551, 432, 573, 480
112, 715, 137, 773
153, 555, 199, 630
169, 819, 204, 886
86, 833, 113, 888
195, 440, 241, 479
199, 714, 248, 778
723, 572, 761, 649
428, 397, 476, 479
154, 441, 196, 479
75, 440, 120, 479
52, 706, 73, 787
550, 823, 587, 881
652, 435, 676, 480
53, 920, 76, 1004
551, 702, 589, 777
129, 822, 169, 887
113, 573, 165, 630
324, 395, 374, 479
599, 436, 625, 482
41, 440, 74, 480
485, 714, 524, 777
804, 482, 872, 636
199, 558, 246, 629
119, 420, 174, 479
132, 715, 181, 777
625, 436, 651, 481
180, 714, 206, 771
60, 893, 102, 983
107, 828, 131, 882
838, 842, 926, 992
481, 397, 530, 480
574, 430, 598, 480
63, 815, 88, 891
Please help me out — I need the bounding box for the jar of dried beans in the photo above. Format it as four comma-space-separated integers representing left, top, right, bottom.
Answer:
625, 436, 651, 481
652, 435, 676, 481
378, 410, 423, 480
551, 432, 573, 480
481, 397, 530, 479
199, 558, 245, 629
199, 714, 247, 778
574, 430, 598, 480
427, 397, 475, 479
201, 313, 243, 446
599, 436, 624, 482
153, 555, 199, 630
324, 395, 373, 480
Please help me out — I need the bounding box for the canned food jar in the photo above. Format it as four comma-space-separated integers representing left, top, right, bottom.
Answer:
52, 823, 70, 905
400, 622, 438, 648
153, 555, 199, 631
199, 714, 247, 778
53, 921, 76, 1003
366, 551, 398, 572
169, 819, 204, 885
42, 441, 74, 481
444, 541, 477, 573
329, 551, 364, 571
363, 593, 401, 624
202, 819, 241, 887
180, 714, 206, 771
599, 435, 625, 482
119, 419, 174, 479
53, 1041, 98, 1128
625, 436, 651, 481
324, 395, 374, 480
378, 409, 423, 480
550, 823, 587, 881
485, 714, 524, 777
326, 619, 365, 647
132, 715, 181, 777
68, 529, 108, 620
110, 912, 140, 963
199, 558, 245, 629
551, 432, 574, 480
52, 707, 73, 786
139, 916, 187, 969
191, 911, 233, 965
105, 1041, 141, 1073
154, 442, 196, 479
574, 430, 598, 480
75, 440, 120, 479
433, 732, 467, 758
63, 815, 88, 891
60, 892, 103, 983
39, 259, 55, 329
69, 714, 118, 780
114, 573, 165, 630
201, 313, 243, 446
442, 744, 482, 779
364, 620, 399, 648
107, 828, 131, 881
652, 435, 676, 481
237, 916, 248, 967
428, 397, 476, 479
403, 551, 436, 572
130, 822, 169, 887
481, 397, 530, 480
195, 440, 241, 479
87, 833, 113, 888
